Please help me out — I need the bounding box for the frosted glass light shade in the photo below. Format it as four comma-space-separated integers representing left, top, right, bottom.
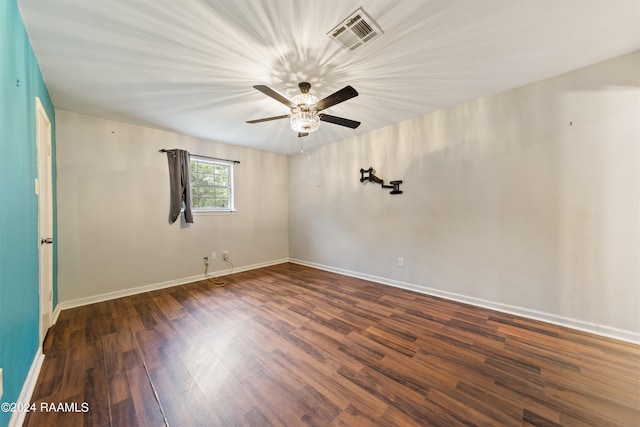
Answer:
292, 93, 318, 107
290, 111, 320, 133
290, 93, 320, 133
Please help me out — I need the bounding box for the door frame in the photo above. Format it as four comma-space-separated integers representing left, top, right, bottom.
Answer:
35, 97, 53, 345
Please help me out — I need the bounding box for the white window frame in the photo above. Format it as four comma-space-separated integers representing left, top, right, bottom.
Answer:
189, 156, 235, 212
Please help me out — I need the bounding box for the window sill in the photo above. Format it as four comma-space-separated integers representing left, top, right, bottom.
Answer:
192, 210, 236, 216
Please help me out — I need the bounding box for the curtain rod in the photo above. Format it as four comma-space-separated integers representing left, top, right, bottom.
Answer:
159, 149, 240, 164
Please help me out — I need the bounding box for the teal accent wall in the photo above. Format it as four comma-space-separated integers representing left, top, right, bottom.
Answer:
0, 0, 56, 425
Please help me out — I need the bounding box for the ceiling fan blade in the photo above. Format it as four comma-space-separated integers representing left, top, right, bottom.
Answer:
298, 132, 309, 138
253, 85, 296, 108
246, 114, 290, 124
318, 114, 361, 129
315, 86, 359, 111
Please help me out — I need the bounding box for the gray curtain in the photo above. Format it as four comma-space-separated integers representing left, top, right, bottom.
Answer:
166, 149, 194, 223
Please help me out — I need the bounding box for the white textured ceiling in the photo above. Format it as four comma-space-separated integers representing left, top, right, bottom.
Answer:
19, 0, 640, 155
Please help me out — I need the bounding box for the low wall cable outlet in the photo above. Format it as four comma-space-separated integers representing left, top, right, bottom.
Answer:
223, 251, 229, 261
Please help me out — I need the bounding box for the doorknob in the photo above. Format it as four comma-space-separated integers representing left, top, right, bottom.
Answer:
40, 237, 53, 245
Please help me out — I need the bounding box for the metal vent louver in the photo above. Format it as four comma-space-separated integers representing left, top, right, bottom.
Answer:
328, 7, 383, 51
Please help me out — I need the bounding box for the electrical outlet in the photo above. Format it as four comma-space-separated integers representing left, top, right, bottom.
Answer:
0, 368, 3, 399
397, 257, 404, 267
203, 256, 209, 265
211, 252, 216, 260
223, 251, 229, 261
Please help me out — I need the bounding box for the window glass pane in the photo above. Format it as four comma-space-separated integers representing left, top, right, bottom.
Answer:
189, 157, 234, 211
214, 175, 229, 186
199, 163, 214, 174
198, 198, 214, 208
201, 186, 215, 197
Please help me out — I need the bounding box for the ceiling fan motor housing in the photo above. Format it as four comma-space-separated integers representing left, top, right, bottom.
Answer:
298, 82, 311, 93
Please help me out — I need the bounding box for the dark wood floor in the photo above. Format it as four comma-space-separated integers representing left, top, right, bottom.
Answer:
25, 263, 639, 426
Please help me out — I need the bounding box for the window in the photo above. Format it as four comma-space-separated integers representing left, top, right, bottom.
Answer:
189, 156, 234, 211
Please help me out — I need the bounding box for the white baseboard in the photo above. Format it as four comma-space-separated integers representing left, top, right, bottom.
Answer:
52, 304, 61, 325
289, 258, 640, 345
55, 257, 639, 344
9, 348, 44, 427
58, 258, 289, 311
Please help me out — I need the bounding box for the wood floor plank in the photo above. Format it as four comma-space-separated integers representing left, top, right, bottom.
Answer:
241, 369, 306, 426
125, 365, 166, 427
83, 365, 110, 427
25, 262, 639, 426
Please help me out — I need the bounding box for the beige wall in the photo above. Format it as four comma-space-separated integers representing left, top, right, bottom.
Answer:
55, 52, 639, 341
289, 51, 640, 340
56, 111, 289, 304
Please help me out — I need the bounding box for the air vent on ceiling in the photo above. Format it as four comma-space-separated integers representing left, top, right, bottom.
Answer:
327, 7, 383, 52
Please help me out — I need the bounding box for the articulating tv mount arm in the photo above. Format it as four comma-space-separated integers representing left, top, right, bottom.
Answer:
359, 167, 403, 195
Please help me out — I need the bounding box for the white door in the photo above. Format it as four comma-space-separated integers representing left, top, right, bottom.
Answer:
36, 97, 53, 344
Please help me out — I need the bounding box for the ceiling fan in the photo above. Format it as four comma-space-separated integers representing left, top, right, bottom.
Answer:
246, 82, 361, 137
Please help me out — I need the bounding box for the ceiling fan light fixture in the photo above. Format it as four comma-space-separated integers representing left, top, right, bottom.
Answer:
248, 81, 359, 135
290, 91, 320, 133
290, 111, 320, 133
291, 93, 318, 107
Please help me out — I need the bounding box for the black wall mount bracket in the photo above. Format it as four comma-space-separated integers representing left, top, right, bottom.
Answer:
360, 167, 403, 194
